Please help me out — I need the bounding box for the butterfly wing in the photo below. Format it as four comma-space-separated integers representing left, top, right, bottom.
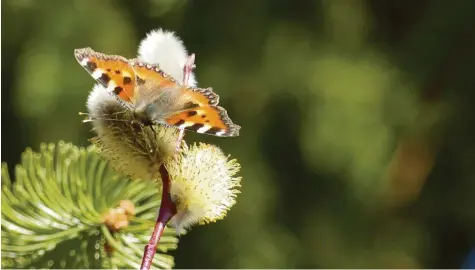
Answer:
129, 61, 219, 106
129, 62, 239, 137
75, 48, 240, 136
165, 105, 241, 137
130, 60, 179, 88
74, 47, 137, 108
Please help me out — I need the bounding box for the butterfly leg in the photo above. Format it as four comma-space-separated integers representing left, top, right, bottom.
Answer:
149, 125, 158, 140
175, 128, 185, 152
183, 53, 195, 86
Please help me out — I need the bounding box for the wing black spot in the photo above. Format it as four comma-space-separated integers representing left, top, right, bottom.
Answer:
85, 61, 97, 72
207, 127, 222, 135
99, 73, 111, 85
187, 111, 198, 117
188, 123, 204, 132
183, 102, 199, 110
113, 86, 123, 95
115, 69, 121, 74
201, 115, 206, 118
136, 76, 145, 86
123, 77, 132, 85
174, 119, 185, 126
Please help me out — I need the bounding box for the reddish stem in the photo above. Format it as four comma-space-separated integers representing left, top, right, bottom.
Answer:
140, 165, 177, 270
140, 53, 195, 269
183, 53, 196, 87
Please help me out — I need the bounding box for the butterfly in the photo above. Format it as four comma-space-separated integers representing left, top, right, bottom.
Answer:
74, 47, 240, 137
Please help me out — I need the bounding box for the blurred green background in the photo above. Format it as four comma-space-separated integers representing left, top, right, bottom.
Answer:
2, 0, 475, 268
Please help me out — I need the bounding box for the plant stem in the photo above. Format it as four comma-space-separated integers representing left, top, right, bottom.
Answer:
183, 53, 195, 87
140, 165, 176, 270
140, 53, 196, 269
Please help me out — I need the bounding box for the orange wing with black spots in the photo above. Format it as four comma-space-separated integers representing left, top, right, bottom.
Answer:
74, 47, 136, 105
165, 105, 240, 137
128, 62, 239, 137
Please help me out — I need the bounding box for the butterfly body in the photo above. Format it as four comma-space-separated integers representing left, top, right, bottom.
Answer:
74, 48, 240, 137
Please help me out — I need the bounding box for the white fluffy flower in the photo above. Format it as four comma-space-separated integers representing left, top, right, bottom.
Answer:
166, 143, 242, 234
86, 84, 179, 181
138, 28, 197, 87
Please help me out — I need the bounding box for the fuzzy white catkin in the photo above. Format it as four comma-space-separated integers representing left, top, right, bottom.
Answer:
138, 28, 197, 87
87, 84, 179, 181
166, 143, 242, 234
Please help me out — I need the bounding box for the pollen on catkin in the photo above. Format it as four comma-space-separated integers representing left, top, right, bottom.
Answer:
165, 143, 242, 234
86, 85, 179, 181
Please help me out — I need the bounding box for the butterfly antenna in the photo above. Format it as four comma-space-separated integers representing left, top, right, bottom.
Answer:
78, 112, 131, 123
110, 110, 129, 116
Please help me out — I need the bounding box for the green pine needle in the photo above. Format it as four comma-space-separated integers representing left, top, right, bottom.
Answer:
1, 141, 178, 269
